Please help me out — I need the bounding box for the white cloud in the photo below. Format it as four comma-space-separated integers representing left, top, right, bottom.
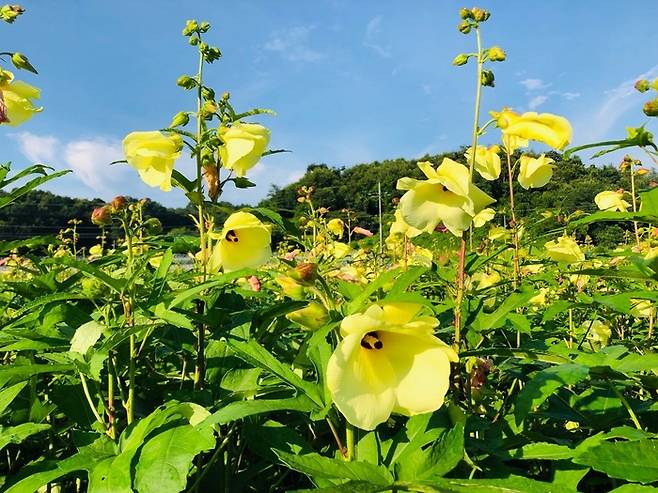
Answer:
364, 15, 392, 58
559, 91, 581, 101
10, 132, 59, 163
421, 84, 432, 95
264, 26, 323, 63
519, 78, 550, 91
63, 138, 126, 192
576, 64, 658, 143
528, 95, 548, 110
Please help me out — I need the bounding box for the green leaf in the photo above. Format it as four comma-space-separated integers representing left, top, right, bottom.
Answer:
0, 168, 71, 209
70, 320, 105, 355
395, 476, 574, 492
249, 206, 300, 237
397, 422, 464, 481
232, 177, 256, 188
573, 439, 658, 484
133, 424, 215, 493
514, 363, 589, 426
347, 268, 404, 314
228, 338, 324, 406
274, 450, 392, 485
168, 270, 251, 308
203, 396, 316, 426
42, 256, 125, 293
0, 364, 74, 389
292, 482, 382, 493
508, 442, 574, 460
0, 381, 27, 415
0, 423, 51, 452
472, 285, 535, 332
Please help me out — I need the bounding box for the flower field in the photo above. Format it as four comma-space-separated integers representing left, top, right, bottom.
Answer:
1, 5, 658, 492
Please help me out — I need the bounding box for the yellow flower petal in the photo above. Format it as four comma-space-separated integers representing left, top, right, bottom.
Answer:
123, 131, 182, 191
544, 235, 585, 263
495, 109, 572, 150
209, 211, 272, 272
465, 145, 501, 181
518, 154, 555, 190
218, 122, 270, 177
594, 190, 631, 212
1, 78, 42, 126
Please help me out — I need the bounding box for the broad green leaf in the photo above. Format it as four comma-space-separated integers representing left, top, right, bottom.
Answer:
168, 269, 251, 308
42, 256, 125, 293
133, 424, 215, 493
204, 396, 316, 426
0, 381, 27, 415
347, 268, 404, 314
514, 363, 589, 426
293, 482, 382, 493
472, 285, 535, 332
0, 169, 70, 209
228, 338, 324, 406
70, 320, 105, 354
508, 442, 574, 460
397, 422, 464, 481
274, 450, 392, 485
0, 364, 74, 389
573, 439, 658, 484
395, 476, 573, 492
0, 423, 51, 452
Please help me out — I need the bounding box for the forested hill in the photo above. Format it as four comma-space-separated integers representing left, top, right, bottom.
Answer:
261, 149, 655, 241
1, 149, 654, 247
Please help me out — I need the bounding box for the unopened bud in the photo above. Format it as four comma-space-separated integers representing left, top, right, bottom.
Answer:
487, 46, 506, 62
458, 20, 471, 34
91, 206, 112, 226
644, 99, 658, 117
481, 69, 495, 87
452, 53, 469, 66
221, 91, 230, 101
293, 262, 317, 284
202, 87, 216, 101
652, 78, 658, 91
635, 79, 650, 93
0, 4, 24, 23
285, 301, 329, 330
111, 196, 127, 212
182, 19, 198, 36
275, 275, 304, 299
201, 100, 218, 116
176, 75, 197, 90
637, 167, 649, 176
143, 217, 163, 235
11, 52, 37, 74
459, 7, 473, 19
170, 111, 189, 128
471, 7, 490, 22
199, 21, 211, 32
189, 36, 199, 46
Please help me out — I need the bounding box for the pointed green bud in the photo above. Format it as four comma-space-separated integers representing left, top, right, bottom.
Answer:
459, 7, 473, 19
170, 112, 189, 128
199, 21, 210, 33
635, 80, 650, 93
176, 75, 197, 90
458, 20, 471, 34
481, 69, 495, 87
202, 87, 215, 101
143, 217, 163, 236
182, 19, 198, 36
0, 4, 24, 23
452, 54, 469, 66
11, 52, 37, 74
644, 99, 658, 117
487, 46, 506, 62
285, 301, 329, 330
652, 78, 658, 91
471, 7, 490, 22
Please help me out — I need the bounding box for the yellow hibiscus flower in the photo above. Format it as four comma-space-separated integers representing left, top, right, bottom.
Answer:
327, 218, 345, 238
518, 154, 555, 189
594, 190, 631, 212
123, 131, 183, 191
218, 122, 270, 177
544, 235, 585, 263
464, 145, 501, 180
492, 108, 572, 150
397, 159, 495, 237
327, 302, 457, 430
208, 211, 271, 272
0, 70, 42, 126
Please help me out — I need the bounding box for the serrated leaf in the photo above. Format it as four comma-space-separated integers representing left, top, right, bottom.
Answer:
204, 396, 315, 426
0, 423, 51, 452
573, 439, 658, 484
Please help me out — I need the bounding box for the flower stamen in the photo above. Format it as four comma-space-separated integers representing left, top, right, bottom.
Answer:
225, 229, 239, 242
360, 331, 383, 350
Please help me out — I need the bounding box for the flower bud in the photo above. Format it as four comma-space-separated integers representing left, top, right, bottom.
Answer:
293, 262, 317, 284
452, 53, 469, 66
202, 87, 216, 101
170, 111, 189, 128
635, 79, 650, 93
189, 36, 199, 46
182, 19, 198, 36
481, 69, 495, 87
459, 7, 473, 19
221, 91, 230, 101
275, 275, 305, 299
0, 4, 24, 23
471, 7, 490, 22
201, 100, 218, 117
199, 21, 210, 32
637, 167, 649, 176
644, 99, 658, 117
11, 52, 37, 74
91, 205, 112, 226
285, 301, 329, 330
176, 75, 197, 90
143, 217, 163, 235
487, 46, 506, 62
652, 78, 658, 91
111, 195, 127, 212
458, 20, 471, 34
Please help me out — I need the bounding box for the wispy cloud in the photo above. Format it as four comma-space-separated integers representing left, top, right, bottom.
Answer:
63, 138, 127, 192
10, 132, 59, 163
528, 95, 548, 110
364, 15, 392, 58
576, 64, 658, 143
264, 26, 324, 63
519, 78, 550, 91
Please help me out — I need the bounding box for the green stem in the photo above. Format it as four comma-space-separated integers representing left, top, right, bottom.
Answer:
609, 380, 642, 430
345, 423, 356, 461
79, 372, 106, 429
629, 160, 641, 249
468, 26, 483, 179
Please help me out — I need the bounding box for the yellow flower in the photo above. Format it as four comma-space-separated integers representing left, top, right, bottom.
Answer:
123, 131, 183, 191
329, 241, 351, 259
0, 71, 42, 126
397, 159, 495, 237
528, 287, 549, 307
285, 301, 329, 330
488, 226, 508, 241
594, 190, 631, 212
390, 209, 423, 238
464, 145, 501, 180
471, 271, 501, 290
88, 244, 103, 257
327, 218, 344, 239
218, 122, 270, 177
472, 208, 495, 228
502, 133, 528, 154
492, 108, 572, 150
326, 302, 457, 430
630, 299, 653, 319
208, 211, 271, 272
587, 320, 611, 347
518, 154, 555, 190
544, 235, 585, 263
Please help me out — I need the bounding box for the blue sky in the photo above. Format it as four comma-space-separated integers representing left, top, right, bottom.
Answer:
2, 1, 657, 207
